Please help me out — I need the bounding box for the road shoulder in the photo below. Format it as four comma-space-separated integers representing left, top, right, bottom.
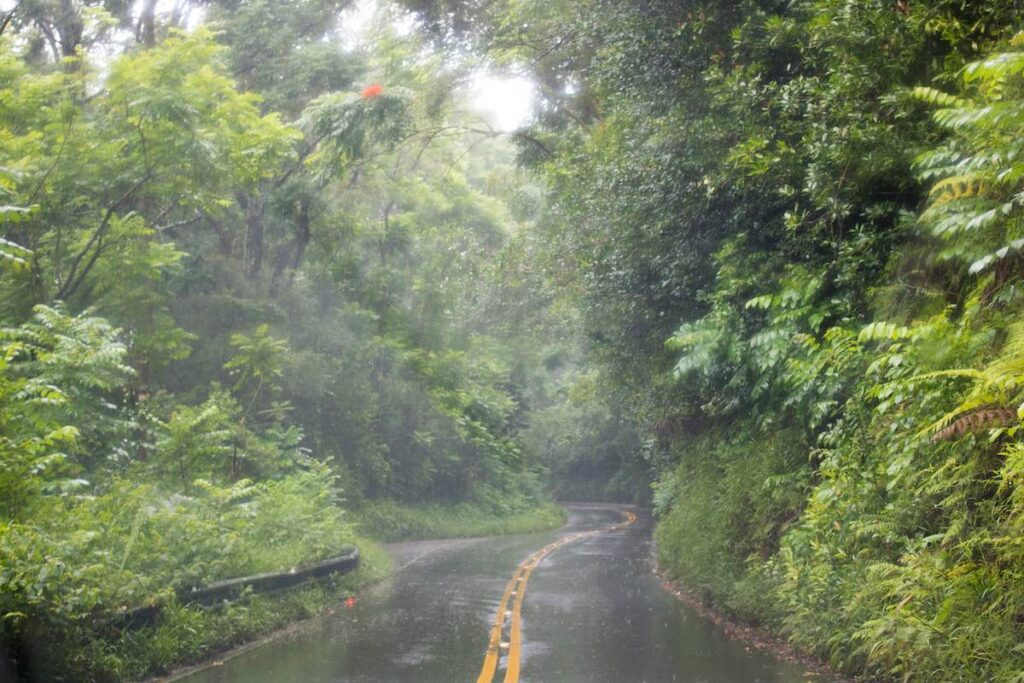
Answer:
655, 565, 852, 683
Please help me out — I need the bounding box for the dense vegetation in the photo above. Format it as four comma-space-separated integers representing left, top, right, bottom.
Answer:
395, 0, 1024, 680
0, 2, 574, 679
7, 0, 1024, 681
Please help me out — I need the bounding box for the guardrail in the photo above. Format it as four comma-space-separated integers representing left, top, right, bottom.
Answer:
111, 547, 360, 631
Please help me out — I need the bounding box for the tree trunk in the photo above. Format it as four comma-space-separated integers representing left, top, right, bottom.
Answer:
239, 193, 265, 278
137, 0, 158, 46
57, 0, 83, 58
271, 200, 311, 288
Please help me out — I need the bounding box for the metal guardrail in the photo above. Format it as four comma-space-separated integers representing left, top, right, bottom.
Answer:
110, 547, 360, 631
181, 547, 360, 606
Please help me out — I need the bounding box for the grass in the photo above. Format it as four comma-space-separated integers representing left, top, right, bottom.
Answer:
351, 500, 567, 542
21, 501, 562, 681
114, 534, 391, 680
8, 535, 390, 683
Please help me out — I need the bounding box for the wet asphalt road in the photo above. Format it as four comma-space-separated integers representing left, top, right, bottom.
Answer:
180, 505, 806, 683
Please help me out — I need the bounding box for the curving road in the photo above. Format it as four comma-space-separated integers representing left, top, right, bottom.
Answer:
178, 505, 805, 683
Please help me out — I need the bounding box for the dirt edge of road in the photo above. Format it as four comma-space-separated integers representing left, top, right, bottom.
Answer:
653, 563, 854, 683
147, 606, 338, 683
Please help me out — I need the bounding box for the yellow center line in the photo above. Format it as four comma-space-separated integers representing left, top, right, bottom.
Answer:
476, 509, 638, 683
475, 565, 526, 683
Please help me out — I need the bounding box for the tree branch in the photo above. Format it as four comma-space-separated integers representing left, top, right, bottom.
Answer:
153, 211, 203, 234
0, 0, 24, 39
56, 173, 152, 300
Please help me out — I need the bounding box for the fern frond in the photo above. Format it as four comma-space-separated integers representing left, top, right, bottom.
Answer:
0, 237, 31, 271
915, 392, 999, 440
912, 87, 971, 109
928, 175, 989, 205
998, 321, 1024, 360
968, 237, 1024, 275
912, 369, 987, 382
963, 52, 1024, 83
928, 407, 1017, 442
858, 322, 911, 343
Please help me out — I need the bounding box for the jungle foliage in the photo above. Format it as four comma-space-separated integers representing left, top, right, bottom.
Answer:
0, 2, 572, 679
9, 0, 1024, 680
392, 0, 1024, 679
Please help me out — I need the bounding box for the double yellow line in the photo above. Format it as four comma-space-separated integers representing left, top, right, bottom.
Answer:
475, 510, 638, 683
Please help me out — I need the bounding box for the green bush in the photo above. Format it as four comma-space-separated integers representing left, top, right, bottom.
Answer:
655, 429, 807, 626
0, 463, 386, 681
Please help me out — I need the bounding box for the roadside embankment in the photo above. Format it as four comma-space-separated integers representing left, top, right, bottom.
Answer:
655, 564, 850, 683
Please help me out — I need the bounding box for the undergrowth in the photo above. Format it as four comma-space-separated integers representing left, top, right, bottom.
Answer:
352, 500, 567, 542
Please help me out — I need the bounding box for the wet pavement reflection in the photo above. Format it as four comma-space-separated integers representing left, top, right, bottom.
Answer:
179, 505, 806, 683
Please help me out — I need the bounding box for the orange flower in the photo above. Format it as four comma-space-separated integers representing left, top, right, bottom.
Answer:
361, 84, 384, 99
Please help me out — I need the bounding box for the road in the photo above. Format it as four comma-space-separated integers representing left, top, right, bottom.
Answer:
178, 505, 806, 683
